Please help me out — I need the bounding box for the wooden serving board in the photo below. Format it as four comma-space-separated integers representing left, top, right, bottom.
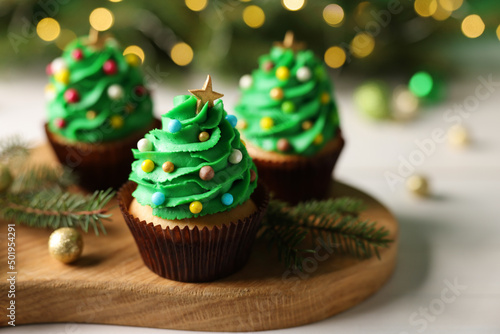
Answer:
0, 145, 398, 332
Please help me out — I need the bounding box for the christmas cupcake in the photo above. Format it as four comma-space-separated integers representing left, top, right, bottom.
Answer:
44, 35, 160, 190
118, 76, 268, 282
235, 32, 344, 204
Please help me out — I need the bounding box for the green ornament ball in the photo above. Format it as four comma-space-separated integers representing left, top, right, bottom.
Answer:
353, 81, 391, 120
281, 101, 295, 113
0, 165, 13, 192
408, 71, 445, 104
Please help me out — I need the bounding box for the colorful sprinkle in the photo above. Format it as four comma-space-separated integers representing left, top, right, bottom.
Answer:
225, 115, 238, 128
239, 74, 253, 89
64, 88, 80, 103
151, 192, 166, 206
320, 92, 330, 104
54, 118, 66, 129
262, 60, 274, 72
125, 54, 140, 67
162, 161, 175, 173
107, 84, 124, 100
240, 139, 246, 147
199, 166, 215, 181
277, 138, 291, 152
260, 117, 274, 130
71, 49, 84, 61
124, 103, 135, 113
313, 133, 324, 145
198, 131, 210, 142
296, 66, 312, 82
276, 66, 290, 81
229, 149, 243, 164
103, 59, 118, 75
45, 84, 56, 100
45, 64, 53, 76
133, 85, 147, 98
189, 201, 203, 214
270, 87, 284, 100
54, 69, 70, 84
51, 57, 67, 73
167, 119, 182, 133
86, 110, 97, 120
250, 169, 257, 182
281, 101, 295, 114
302, 121, 313, 130
137, 138, 152, 152
236, 120, 248, 130
221, 193, 234, 206
110, 115, 124, 129
141, 159, 155, 173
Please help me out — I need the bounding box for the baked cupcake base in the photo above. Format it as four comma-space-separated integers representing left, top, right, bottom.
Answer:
118, 181, 269, 283
45, 118, 161, 191
246, 132, 344, 204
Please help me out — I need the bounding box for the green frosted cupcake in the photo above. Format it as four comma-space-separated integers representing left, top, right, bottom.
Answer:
44, 35, 160, 190
118, 76, 268, 282
235, 32, 344, 204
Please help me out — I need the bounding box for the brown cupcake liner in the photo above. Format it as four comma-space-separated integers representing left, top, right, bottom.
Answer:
45, 118, 161, 191
118, 181, 269, 282
252, 132, 344, 205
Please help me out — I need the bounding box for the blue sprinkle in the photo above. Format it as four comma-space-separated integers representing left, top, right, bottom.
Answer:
221, 193, 234, 206
151, 192, 166, 206
167, 119, 182, 133
225, 115, 238, 128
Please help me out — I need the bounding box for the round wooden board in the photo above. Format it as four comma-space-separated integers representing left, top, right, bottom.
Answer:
0, 145, 398, 332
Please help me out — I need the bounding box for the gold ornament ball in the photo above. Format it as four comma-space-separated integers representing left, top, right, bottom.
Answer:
0, 164, 13, 192
48, 227, 83, 264
448, 125, 469, 147
392, 85, 419, 121
406, 175, 430, 197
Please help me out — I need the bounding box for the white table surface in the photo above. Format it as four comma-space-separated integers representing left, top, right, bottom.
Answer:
1, 68, 499, 334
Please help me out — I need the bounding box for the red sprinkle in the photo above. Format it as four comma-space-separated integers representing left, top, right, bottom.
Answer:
46, 64, 53, 76
263, 61, 274, 72
250, 169, 257, 182
133, 85, 148, 98
72, 49, 84, 61
55, 118, 66, 128
103, 60, 118, 75
64, 88, 80, 103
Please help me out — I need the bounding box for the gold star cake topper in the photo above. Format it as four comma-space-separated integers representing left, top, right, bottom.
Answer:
189, 75, 224, 114
274, 31, 306, 52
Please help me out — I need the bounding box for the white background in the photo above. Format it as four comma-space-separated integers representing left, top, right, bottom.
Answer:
1, 69, 499, 333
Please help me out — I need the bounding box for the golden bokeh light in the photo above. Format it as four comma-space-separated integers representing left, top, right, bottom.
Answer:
324, 46, 346, 69
323, 4, 344, 27
171, 42, 194, 66
89, 8, 114, 32
461, 14, 485, 38
438, 0, 463, 11
497, 25, 500, 41
185, 0, 208, 11
55, 29, 77, 50
108, 0, 122, 2
414, 0, 438, 17
243, 5, 265, 29
432, 3, 451, 21
36, 18, 61, 42
350, 33, 375, 58
282, 0, 306, 11
123, 45, 145, 63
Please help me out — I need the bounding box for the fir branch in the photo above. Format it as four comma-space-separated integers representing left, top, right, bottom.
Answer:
0, 135, 30, 163
0, 188, 115, 235
259, 197, 393, 271
10, 164, 77, 193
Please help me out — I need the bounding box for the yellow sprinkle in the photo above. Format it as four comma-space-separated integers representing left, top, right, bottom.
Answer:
86, 110, 97, 120
189, 201, 203, 214
236, 120, 248, 130
270, 87, 284, 100
320, 92, 330, 104
141, 159, 155, 173
54, 69, 70, 84
260, 117, 274, 130
302, 121, 313, 130
240, 139, 246, 147
275, 66, 290, 81
110, 115, 124, 129
313, 133, 324, 145
125, 53, 141, 67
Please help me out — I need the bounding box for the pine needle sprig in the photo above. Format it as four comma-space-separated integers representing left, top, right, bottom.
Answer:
0, 135, 30, 164
10, 164, 77, 193
259, 197, 393, 271
0, 188, 115, 235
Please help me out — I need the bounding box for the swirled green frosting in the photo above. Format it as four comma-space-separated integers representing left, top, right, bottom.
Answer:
46, 37, 153, 143
235, 46, 340, 156
129, 95, 258, 220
